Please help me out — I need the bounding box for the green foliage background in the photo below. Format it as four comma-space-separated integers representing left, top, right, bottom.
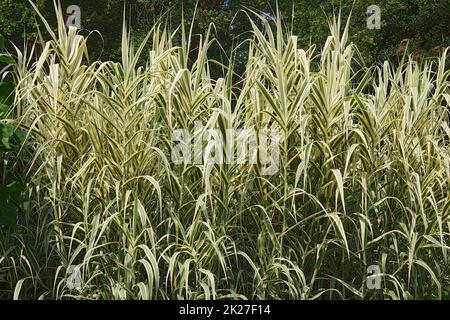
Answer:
1, 0, 449, 65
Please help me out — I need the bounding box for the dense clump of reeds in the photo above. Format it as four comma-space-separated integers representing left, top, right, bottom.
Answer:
1, 2, 449, 299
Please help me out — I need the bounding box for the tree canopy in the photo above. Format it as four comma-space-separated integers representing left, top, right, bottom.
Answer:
1, 0, 449, 65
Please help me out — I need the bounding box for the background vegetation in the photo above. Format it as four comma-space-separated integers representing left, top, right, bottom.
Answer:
1, 0, 449, 66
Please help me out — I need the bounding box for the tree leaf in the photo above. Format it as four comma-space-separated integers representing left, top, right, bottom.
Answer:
1, 123, 14, 149
0, 54, 15, 65
0, 82, 15, 105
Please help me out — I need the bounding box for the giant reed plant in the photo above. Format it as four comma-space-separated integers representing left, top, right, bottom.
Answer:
0, 2, 449, 299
